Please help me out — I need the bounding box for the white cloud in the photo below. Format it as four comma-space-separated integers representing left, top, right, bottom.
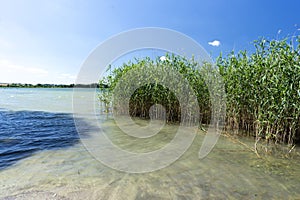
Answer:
208, 40, 221, 47
60, 73, 76, 79
159, 56, 167, 61
0, 59, 49, 83
0, 59, 78, 84
0, 59, 48, 75
277, 29, 282, 34
58, 73, 76, 82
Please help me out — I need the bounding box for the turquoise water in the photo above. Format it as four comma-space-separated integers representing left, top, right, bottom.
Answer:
0, 88, 299, 199
0, 88, 74, 112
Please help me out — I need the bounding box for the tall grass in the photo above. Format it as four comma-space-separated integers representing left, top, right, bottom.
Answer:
99, 36, 300, 146
99, 54, 211, 125
218, 37, 300, 145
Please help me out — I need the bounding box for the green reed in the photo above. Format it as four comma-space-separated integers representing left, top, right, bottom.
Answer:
218, 36, 300, 145
99, 54, 211, 124
99, 36, 300, 146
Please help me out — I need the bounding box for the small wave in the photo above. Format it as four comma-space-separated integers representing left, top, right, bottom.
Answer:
0, 109, 83, 170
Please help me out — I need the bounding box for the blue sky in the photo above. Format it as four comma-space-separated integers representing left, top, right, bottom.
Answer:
0, 0, 299, 84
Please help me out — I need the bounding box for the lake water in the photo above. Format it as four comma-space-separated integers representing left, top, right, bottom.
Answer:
0, 88, 299, 199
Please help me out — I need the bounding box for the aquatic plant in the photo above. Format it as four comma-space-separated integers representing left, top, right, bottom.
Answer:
218, 36, 300, 146
99, 54, 212, 125
99, 37, 300, 146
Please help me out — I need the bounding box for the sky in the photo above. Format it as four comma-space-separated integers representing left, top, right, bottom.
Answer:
0, 0, 299, 84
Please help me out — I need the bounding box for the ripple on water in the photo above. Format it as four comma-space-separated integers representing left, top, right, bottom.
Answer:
0, 98, 299, 199
0, 109, 94, 170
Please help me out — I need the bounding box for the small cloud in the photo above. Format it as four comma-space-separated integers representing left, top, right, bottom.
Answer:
277, 29, 282, 34
60, 73, 76, 80
0, 59, 49, 83
0, 59, 48, 75
27, 67, 48, 75
208, 40, 221, 47
160, 56, 167, 61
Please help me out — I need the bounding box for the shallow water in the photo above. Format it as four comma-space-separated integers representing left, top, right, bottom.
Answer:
0, 88, 299, 199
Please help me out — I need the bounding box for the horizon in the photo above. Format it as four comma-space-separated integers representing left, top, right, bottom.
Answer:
0, 82, 98, 85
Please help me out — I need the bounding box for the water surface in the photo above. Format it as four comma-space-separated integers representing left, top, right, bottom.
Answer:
0, 88, 299, 199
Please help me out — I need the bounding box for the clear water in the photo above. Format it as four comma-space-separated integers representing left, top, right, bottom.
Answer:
0, 88, 299, 199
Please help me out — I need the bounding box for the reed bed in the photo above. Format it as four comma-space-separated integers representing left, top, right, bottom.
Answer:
99, 37, 300, 146
218, 37, 300, 146
99, 55, 211, 126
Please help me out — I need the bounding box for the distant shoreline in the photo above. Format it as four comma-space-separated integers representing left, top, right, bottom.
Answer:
0, 83, 105, 88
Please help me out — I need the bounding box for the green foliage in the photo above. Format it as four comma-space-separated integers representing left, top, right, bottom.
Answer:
99, 54, 211, 124
99, 37, 300, 145
218, 37, 300, 145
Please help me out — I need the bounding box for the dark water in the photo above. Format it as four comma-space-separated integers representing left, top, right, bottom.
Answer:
0, 109, 80, 170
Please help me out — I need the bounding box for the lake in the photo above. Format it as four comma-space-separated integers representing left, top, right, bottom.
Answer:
0, 88, 299, 199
